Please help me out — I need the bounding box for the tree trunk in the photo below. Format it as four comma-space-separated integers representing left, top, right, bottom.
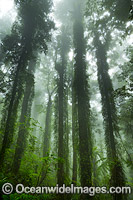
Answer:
37, 93, 52, 186
43, 95, 52, 157
57, 69, 64, 186
73, 3, 92, 194
56, 27, 69, 187
0, 49, 29, 169
64, 87, 70, 181
12, 59, 35, 174
94, 32, 126, 200
72, 79, 78, 185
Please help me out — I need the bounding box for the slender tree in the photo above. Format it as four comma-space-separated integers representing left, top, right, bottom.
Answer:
38, 87, 55, 186
72, 76, 78, 185
94, 31, 126, 200
55, 27, 70, 186
0, 0, 54, 168
12, 59, 36, 174
64, 86, 70, 181
43, 93, 52, 158
73, 1, 92, 193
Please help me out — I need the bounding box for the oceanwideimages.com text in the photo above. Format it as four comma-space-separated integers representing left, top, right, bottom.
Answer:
2, 183, 132, 196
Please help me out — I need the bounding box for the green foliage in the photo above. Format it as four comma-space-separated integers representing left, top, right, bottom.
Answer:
102, 0, 131, 22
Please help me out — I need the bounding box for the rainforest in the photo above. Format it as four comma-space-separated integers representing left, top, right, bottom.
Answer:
0, 0, 133, 199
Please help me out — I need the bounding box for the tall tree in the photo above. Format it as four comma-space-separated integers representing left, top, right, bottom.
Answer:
38, 88, 55, 186
72, 75, 78, 185
12, 59, 36, 174
73, 1, 92, 193
55, 26, 70, 186
115, 46, 133, 181
94, 31, 126, 199
0, 0, 54, 169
